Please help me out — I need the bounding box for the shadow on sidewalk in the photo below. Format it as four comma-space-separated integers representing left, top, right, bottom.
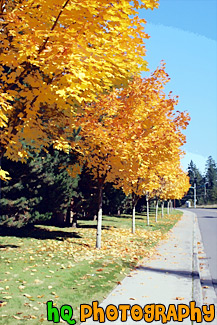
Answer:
137, 266, 217, 292
201, 278, 217, 287
137, 265, 195, 279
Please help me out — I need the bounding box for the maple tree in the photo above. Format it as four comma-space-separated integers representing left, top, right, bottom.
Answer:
109, 65, 190, 231
0, 0, 159, 180
150, 161, 190, 221
161, 168, 190, 203
71, 64, 190, 246
72, 90, 124, 248
0, 0, 191, 253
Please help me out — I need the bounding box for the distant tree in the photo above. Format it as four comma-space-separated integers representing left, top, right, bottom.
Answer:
205, 156, 217, 204
73, 166, 98, 220
69, 170, 127, 220
186, 160, 205, 205
103, 183, 126, 216
0, 148, 80, 227
0, 158, 42, 227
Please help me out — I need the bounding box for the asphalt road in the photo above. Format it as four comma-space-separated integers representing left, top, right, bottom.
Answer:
191, 208, 217, 297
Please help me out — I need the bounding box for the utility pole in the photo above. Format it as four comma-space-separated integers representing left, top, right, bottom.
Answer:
194, 183, 196, 208
204, 182, 208, 198
191, 171, 197, 209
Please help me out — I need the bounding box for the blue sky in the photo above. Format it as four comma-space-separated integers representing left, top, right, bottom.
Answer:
139, 0, 217, 174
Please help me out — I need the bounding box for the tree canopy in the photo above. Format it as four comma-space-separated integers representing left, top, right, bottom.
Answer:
0, 0, 158, 168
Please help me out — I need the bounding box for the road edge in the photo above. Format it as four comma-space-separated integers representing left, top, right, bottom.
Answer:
179, 209, 217, 318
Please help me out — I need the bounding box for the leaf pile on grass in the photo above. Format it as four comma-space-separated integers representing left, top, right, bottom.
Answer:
38, 227, 165, 264
0, 211, 181, 324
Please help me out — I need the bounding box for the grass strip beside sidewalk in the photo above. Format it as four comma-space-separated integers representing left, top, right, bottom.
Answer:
0, 210, 182, 324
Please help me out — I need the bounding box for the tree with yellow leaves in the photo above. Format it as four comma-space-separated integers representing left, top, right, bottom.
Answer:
110, 64, 190, 231
0, 0, 159, 179
149, 160, 190, 221
72, 64, 190, 246
72, 90, 124, 248
157, 165, 190, 215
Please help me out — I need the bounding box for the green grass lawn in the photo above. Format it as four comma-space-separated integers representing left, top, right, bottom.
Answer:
0, 209, 182, 324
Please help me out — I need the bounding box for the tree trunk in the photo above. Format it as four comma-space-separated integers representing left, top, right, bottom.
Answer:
131, 192, 139, 233
71, 213, 77, 228
132, 194, 135, 234
155, 198, 159, 222
65, 207, 70, 226
132, 205, 136, 234
54, 212, 65, 226
167, 200, 170, 215
96, 180, 103, 249
66, 198, 75, 226
161, 201, 164, 218
146, 194, 149, 226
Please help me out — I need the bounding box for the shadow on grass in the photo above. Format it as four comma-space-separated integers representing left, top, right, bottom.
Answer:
77, 224, 112, 230
0, 225, 82, 241
0, 244, 20, 248
107, 214, 145, 221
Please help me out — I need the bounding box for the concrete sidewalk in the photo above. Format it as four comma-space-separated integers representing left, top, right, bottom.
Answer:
81, 211, 216, 324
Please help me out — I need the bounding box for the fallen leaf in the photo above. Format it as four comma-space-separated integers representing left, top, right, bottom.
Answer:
0, 301, 7, 307
23, 293, 32, 298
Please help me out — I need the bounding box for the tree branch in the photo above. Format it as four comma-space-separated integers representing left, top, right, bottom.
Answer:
0, 0, 4, 15
38, 0, 71, 54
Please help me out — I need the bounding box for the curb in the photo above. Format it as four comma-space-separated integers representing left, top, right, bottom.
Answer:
192, 213, 203, 307
194, 215, 217, 309
179, 209, 217, 323
178, 209, 204, 306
